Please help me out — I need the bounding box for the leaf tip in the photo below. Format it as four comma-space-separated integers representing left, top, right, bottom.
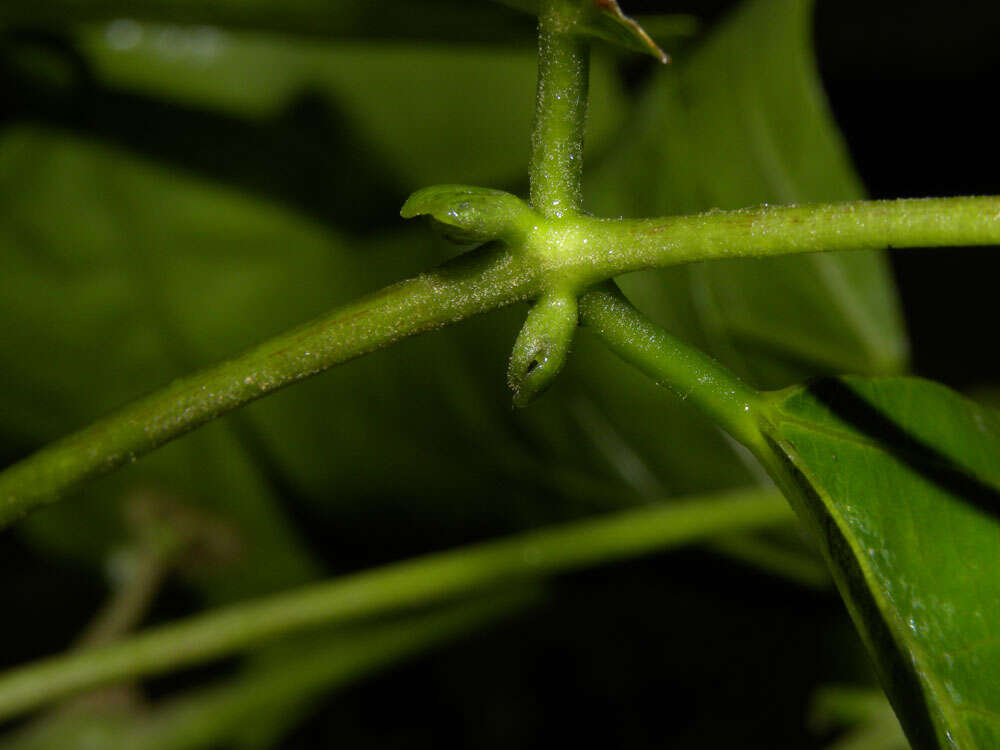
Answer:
593, 0, 670, 63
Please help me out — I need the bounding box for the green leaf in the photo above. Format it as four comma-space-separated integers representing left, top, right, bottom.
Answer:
759, 376, 1000, 748
73, 27, 628, 192
0, 127, 330, 599
587, 0, 909, 388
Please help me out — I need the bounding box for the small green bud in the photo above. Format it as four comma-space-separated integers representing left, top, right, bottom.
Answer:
507, 292, 578, 408
400, 185, 534, 245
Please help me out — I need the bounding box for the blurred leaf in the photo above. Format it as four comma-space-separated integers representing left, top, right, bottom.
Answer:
761, 376, 1000, 748
0, 0, 535, 44
967, 385, 1000, 412
74, 27, 627, 192
0, 128, 332, 598
811, 685, 909, 750
812, 685, 898, 730
825, 721, 910, 750
587, 0, 909, 389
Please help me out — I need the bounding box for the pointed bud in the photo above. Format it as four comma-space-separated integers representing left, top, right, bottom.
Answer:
508, 292, 578, 408
401, 185, 533, 245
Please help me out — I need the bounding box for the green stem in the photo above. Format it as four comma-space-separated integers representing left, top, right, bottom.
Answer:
2, 196, 999, 528
579, 283, 765, 450
577, 287, 833, 586
1, 596, 531, 750
0, 243, 532, 528
529, 0, 589, 217
552, 197, 1000, 289
0, 487, 791, 719
128, 595, 532, 750
152, 595, 530, 749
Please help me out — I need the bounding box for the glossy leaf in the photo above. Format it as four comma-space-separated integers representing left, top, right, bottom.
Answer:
760, 376, 1000, 748
587, 0, 908, 388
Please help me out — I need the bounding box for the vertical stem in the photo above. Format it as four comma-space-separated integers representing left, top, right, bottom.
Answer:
529, 0, 590, 218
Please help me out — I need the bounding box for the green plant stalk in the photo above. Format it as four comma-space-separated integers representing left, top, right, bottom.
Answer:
0, 595, 532, 750
125, 594, 533, 750
0, 246, 531, 528
530, 0, 590, 217
577, 286, 831, 587
530, 15, 828, 597
1, 196, 999, 529
0, 487, 792, 719
511, 0, 590, 402
547, 197, 1000, 288
579, 282, 765, 449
